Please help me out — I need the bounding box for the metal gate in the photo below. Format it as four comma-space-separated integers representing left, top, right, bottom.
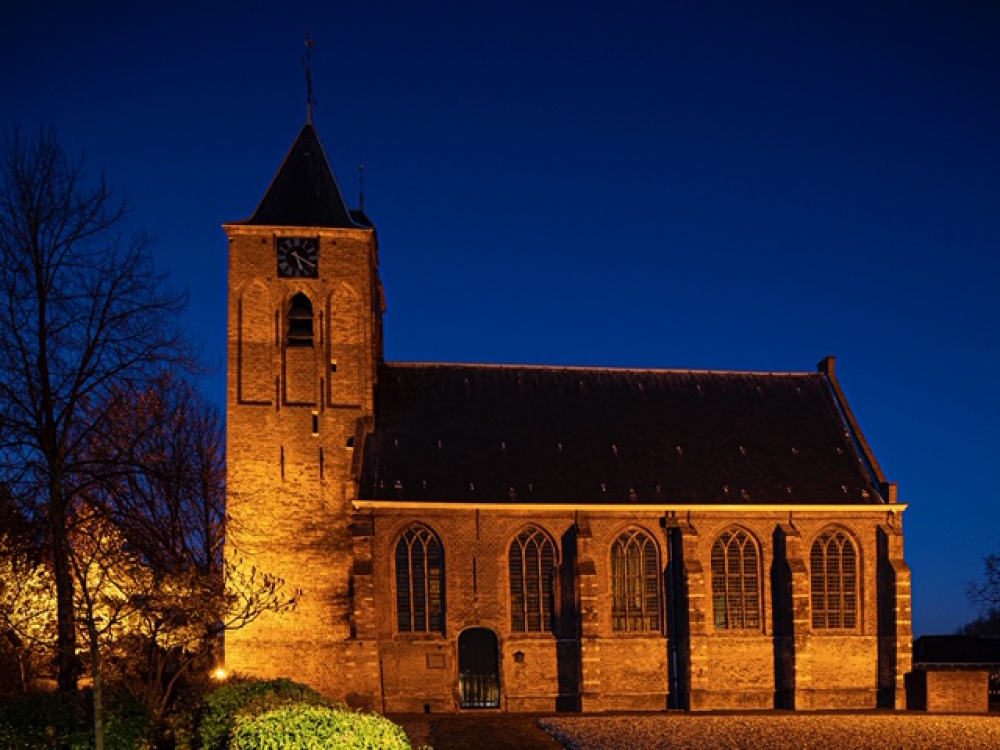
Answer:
458, 628, 500, 708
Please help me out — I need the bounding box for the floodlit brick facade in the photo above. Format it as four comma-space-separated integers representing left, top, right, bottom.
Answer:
908, 670, 991, 713
224, 120, 912, 712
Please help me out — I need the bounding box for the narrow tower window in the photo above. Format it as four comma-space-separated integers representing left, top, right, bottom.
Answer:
287, 293, 314, 347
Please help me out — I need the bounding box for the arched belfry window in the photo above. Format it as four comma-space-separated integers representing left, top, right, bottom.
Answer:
509, 527, 557, 633
711, 528, 761, 630
611, 529, 660, 632
395, 525, 444, 633
287, 293, 314, 347
810, 528, 858, 629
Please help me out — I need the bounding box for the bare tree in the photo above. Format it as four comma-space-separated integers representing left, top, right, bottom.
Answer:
964, 554, 1000, 636
0, 124, 192, 692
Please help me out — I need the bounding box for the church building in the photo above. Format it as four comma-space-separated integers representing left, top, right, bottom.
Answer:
223, 119, 912, 712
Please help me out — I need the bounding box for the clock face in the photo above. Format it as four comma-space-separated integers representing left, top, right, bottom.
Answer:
276, 237, 319, 278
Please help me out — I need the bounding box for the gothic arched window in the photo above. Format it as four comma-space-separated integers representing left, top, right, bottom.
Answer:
395, 525, 444, 633
611, 529, 660, 632
810, 528, 858, 629
287, 292, 314, 347
711, 528, 761, 630
509, 527, 557, 633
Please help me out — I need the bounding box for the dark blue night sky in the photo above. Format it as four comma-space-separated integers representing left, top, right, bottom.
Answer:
4, 0, 999, 635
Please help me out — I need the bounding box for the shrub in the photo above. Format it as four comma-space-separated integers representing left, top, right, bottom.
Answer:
0, 689, 153, 750
230, 704, 413, 750
162, 671, 212, 750
104, 692, 153, 750
0, 691, 90, 749
197, 678, 332, 750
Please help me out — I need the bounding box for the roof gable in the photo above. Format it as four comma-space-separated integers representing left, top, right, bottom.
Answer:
244, 122, 361, 228
359, 363, 884, 506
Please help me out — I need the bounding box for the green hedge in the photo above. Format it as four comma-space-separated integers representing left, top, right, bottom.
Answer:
197, 678, 332, 750
230, 704, 413, 750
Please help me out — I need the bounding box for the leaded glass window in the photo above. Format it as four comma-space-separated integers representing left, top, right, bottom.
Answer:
395, 525, 444, 633
810, 529, 858, 629
509, 527, 556, 632
711, 528, 761, 630
611, 529, 660, 632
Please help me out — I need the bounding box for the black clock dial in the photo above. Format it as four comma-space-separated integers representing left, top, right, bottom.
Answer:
276, 237, 319, 278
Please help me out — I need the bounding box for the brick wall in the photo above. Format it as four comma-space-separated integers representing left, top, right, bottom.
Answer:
224, 224, 382, 707
922, 670, 990, 713
358, 508, 909, 712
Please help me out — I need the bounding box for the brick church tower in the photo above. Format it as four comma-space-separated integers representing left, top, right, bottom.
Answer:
223, 120, 383, 700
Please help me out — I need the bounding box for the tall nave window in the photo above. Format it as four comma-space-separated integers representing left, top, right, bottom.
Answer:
810, 529, 858, 629
395, 525, 444, 633
611, 529, 660, 632
509, 526, 556, 633
711, 528, 761, 630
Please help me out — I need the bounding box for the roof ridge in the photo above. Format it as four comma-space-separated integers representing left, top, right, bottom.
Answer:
382, 360, 819, 377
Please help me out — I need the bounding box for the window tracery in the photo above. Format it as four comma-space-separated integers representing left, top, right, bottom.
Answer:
509, 526, 556, 633
611, 529, 660, 632
395, 525, 444, 633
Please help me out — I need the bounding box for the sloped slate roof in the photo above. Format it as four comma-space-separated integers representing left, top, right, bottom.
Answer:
359, 363, 884, 505
914, 636, 1000, 666
242, 122, 365, 228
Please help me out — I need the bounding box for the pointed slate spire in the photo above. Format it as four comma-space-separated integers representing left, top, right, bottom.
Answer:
245, 122, 361, 228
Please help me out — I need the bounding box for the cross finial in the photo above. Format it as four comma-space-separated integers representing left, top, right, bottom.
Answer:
302, 33, 315, 122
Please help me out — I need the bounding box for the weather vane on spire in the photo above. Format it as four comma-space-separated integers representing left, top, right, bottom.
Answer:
302, 33, 315, 122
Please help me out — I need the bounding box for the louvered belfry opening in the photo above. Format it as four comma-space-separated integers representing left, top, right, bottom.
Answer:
287, 292, 315, 347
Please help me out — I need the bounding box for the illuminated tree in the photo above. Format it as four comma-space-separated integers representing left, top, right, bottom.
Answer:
69, 506, 153, 750
0, 490, 56, 695
78, 373, 297, 744
0, 124, 191, 693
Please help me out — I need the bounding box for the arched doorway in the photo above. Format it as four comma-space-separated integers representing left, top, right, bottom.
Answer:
458, 628, 500, 708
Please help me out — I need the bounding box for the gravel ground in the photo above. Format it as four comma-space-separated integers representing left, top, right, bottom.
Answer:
538, 714, 1000, 749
